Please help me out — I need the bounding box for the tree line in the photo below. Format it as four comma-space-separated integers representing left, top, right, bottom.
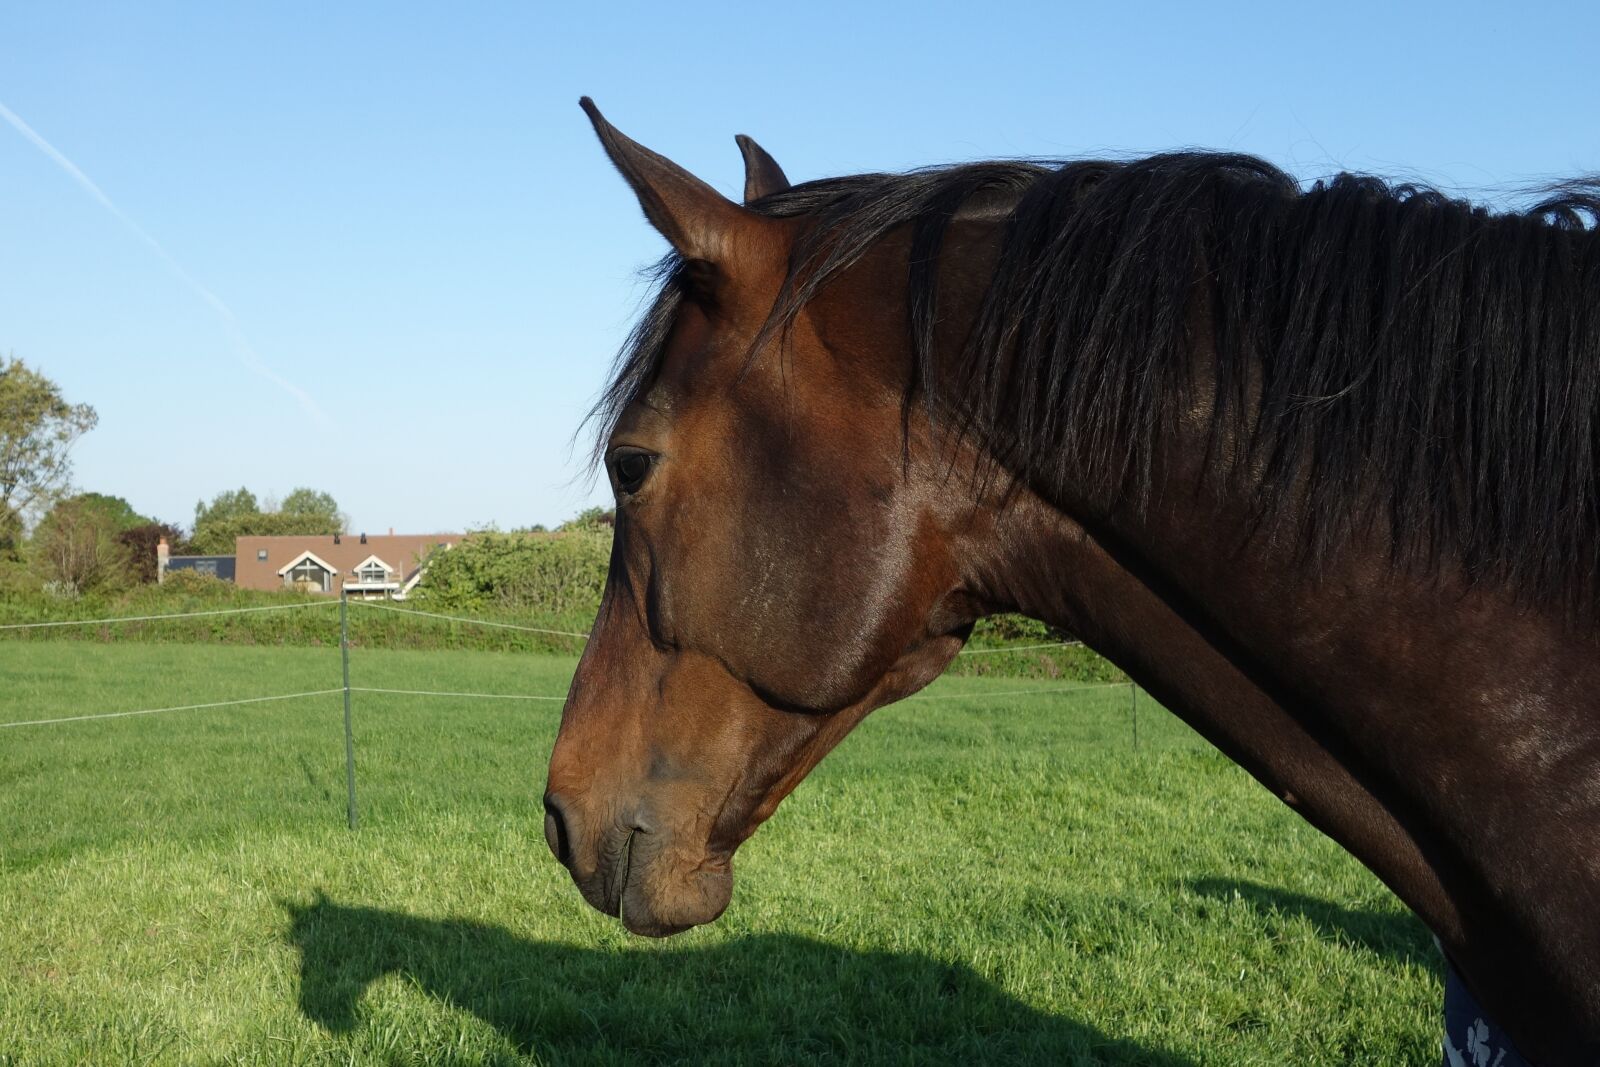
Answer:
2, 355, 615, 601
1, 355, 347, 597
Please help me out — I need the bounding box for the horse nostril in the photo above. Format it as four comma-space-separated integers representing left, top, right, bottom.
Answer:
543, 794, 572, 866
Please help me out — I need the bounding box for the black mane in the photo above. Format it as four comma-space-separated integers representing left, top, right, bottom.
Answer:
595, 152, 1600, 609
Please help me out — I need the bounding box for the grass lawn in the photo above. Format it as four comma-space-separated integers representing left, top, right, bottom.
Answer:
0, 640, 1438, 1065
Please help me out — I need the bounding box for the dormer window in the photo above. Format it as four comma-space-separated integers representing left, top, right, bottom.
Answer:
278, 551, 336, 593
356, 560, 390, 584
347, 555, 399, 593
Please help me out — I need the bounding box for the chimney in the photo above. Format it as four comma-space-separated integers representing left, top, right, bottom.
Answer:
388, 527, 394, 536
360, 532, 368, 544
156, 537, 170, 583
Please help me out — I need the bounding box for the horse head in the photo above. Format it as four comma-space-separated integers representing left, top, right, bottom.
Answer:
542, 101, 1035, 935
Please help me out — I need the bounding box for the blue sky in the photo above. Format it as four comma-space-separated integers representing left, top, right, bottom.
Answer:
2, 2, 1594, 533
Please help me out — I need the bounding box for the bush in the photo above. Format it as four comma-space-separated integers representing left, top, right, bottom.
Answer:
409, 531, 609, 621
0, 558, 31, 597
947, 614, 1116, 682
967, 613, 1069, 646
156, 569, 232, 596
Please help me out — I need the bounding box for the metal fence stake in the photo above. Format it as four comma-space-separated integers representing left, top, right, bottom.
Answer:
341, 589, 358, 830
1130, 681, 1140, 753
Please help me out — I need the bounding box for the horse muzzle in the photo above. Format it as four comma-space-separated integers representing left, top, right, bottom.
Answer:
542, 789, 733, 937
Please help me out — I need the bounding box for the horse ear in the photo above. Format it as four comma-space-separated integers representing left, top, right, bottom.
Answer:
580, 98, 752, 263
735, 134, 791, 202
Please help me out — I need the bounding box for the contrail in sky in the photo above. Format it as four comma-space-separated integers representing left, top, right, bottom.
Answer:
0, 101, 330, 427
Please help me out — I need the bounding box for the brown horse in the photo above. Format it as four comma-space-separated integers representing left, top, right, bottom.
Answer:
544, 100, 1600, 1065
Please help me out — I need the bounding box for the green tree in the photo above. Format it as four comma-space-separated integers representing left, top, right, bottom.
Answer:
194, 487, 259, 529
191, 486, 346, 553
31, 497, 130, 595
0, 502, 21, 561
558, 506, 614, 533
279, 487, 345, 530
0, 356, 98, 526
59, 492, 150, 532
188, 511, 344, 555
118, 521, 186, 584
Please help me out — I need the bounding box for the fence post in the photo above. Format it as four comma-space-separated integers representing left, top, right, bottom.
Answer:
1130, 681, 1139, 753
341, 589, 358, 830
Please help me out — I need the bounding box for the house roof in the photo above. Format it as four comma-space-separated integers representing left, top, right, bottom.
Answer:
277, 550, 339, 577
233, 533, 463, 592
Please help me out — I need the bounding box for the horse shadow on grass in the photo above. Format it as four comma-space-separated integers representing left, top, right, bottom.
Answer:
286, 894, 1198, 1065
1185, 877, 1440, 973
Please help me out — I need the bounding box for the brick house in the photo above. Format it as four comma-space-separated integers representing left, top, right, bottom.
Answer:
160, 532, 461, 598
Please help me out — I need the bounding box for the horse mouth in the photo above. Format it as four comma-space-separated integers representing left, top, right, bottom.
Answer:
612, 828, 637, 923
593, 827, 733, 939
610, 826, 688, 937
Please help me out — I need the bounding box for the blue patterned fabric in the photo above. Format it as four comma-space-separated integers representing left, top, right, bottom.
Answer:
1442, 960, 1533, 1067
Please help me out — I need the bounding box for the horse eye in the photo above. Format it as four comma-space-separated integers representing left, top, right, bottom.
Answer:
612, 450, 655, 495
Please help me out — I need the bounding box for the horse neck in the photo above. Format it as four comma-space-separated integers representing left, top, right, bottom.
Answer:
903, 198, 1600, 1058
965, 425, 1600, 1059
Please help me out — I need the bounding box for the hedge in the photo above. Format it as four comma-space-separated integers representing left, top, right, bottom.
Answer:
0, 532, 1121, 682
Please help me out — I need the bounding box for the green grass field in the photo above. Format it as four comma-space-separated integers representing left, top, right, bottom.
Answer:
0, 640, 1439, 1065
